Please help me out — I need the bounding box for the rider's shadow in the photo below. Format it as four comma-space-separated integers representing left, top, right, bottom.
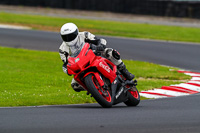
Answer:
52, 103, 140, 109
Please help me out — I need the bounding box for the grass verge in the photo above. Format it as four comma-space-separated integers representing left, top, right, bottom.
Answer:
0, 46, 190, 107
1, 12, 200, 43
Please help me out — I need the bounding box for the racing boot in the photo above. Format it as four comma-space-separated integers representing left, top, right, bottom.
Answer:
71, 78, 85, 92
117, 63, 135, 80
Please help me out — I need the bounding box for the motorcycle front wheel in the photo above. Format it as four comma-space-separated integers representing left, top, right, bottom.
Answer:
124, 86, 140, 106
84, 74, 113, 108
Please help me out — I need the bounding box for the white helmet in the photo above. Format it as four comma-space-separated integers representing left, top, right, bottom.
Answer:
60, 23, 79, 46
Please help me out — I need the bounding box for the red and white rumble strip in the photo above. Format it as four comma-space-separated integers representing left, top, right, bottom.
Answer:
139, 70, 200, 99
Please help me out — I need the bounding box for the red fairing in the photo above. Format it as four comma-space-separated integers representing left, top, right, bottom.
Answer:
93, 57, 116, 83
67, 43, 95, 75
67, 43, 117, 90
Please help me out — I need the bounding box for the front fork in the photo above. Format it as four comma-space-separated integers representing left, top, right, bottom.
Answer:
83, 72, 105, 87
84, 72, 109, 96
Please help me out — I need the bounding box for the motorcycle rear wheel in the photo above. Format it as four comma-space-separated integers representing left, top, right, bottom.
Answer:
84, 74, 113, 108
124, 87, 140, 106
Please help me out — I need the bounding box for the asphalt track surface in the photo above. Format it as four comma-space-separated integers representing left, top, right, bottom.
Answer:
0, 28, 200, 133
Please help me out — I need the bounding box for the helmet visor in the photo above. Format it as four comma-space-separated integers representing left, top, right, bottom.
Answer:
61, 29, 78, 42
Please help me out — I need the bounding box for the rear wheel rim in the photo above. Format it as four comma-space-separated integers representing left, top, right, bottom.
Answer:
92, 76, 112, 102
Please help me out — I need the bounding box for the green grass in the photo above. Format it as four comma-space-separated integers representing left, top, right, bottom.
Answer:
1, 12, 200, 43
0, 46, 190, 107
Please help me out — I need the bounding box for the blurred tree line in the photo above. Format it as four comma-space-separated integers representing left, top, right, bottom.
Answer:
0, 0, 200, 18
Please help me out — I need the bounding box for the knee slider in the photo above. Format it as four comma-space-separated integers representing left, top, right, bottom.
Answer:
71, 83, 85, 92
112, 49, 120, 60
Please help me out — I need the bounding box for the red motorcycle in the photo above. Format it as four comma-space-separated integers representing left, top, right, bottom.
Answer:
66, 43, 140, 108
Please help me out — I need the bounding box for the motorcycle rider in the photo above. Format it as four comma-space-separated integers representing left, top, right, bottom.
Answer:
59, 23, 135, 92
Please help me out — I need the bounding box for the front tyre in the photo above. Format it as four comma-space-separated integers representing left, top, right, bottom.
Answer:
124, 86, 140, 106
84, 74, 112, 108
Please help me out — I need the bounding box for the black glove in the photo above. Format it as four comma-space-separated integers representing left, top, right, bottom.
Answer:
64, 51, 68, 58
62, 63, 71, 76
85, 38, 99, 45
96, 44, 106, 51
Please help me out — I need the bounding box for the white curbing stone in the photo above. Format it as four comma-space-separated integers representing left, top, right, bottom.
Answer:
0, 24, 31, 30
140, 93, 168, 99
184, 73, 200, 77
188, 81, 200, 85
191, 77, 200, 81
